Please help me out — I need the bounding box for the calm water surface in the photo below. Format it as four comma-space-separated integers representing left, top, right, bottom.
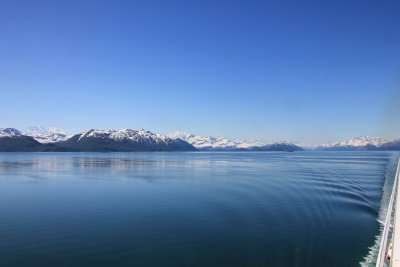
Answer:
0, 152, 399, 267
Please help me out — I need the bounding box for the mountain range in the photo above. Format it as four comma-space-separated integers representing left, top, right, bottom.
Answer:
0, 128, 195, 152
0, 127, 399, 152
316, 136, 400, 151
169, 131, 303, 151
22, 126, 69, 143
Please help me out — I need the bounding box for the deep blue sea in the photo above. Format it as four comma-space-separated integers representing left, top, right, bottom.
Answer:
0, 152, 399, 267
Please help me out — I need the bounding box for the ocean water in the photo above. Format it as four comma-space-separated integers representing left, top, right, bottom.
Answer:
0, 151, 398, 267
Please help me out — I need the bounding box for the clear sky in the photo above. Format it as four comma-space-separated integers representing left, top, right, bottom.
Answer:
1, 0, 399, 144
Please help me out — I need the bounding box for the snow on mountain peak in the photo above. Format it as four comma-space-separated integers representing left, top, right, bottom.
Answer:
23, 126, 68, 143
170, 131, 241, 149
1, 126, 394, 151
78, 129, 176, 145
25, 126, 67, 135
0, 128, 22, 137
169, 131, 299, 150
320, 136, 387, 148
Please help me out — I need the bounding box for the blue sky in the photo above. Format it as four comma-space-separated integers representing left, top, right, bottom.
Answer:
1, 0, 399, 143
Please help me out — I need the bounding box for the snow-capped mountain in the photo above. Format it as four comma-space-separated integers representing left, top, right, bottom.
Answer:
1, 127, 399, 152
317, 136, 387, 150
169, 131, 303, 151
77, 129, 184, 145
57, 129, 196, 151
0, 128, 43, 152
169, 131, 244, 150
0, 128, 196, 152
23, 126, 69, 143
0, 128, 22, 137
322, 136, 386, 148
380, 139, 400, 150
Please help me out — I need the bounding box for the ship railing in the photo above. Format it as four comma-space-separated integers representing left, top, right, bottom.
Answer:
376, 159, 400, 267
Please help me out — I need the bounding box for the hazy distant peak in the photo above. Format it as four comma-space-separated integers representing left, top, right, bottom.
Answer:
24, 126, 67, 135
320, 136, 387, 148
168, 131, 302, 151
23, 126, 68, 143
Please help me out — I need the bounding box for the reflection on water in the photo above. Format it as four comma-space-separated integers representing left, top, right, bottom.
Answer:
0, 152, 398, 267
0, 154, 237, 171
0, 161, 36, 169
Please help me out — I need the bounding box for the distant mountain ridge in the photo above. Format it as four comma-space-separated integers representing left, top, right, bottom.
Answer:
173, 132, 400, 151
57, 129, 196, 152
316, 136, 400, 151
0, 128, 196, 152
22, 126, 69, 143
169, 131, 304, 151
1, 128, 400, 152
